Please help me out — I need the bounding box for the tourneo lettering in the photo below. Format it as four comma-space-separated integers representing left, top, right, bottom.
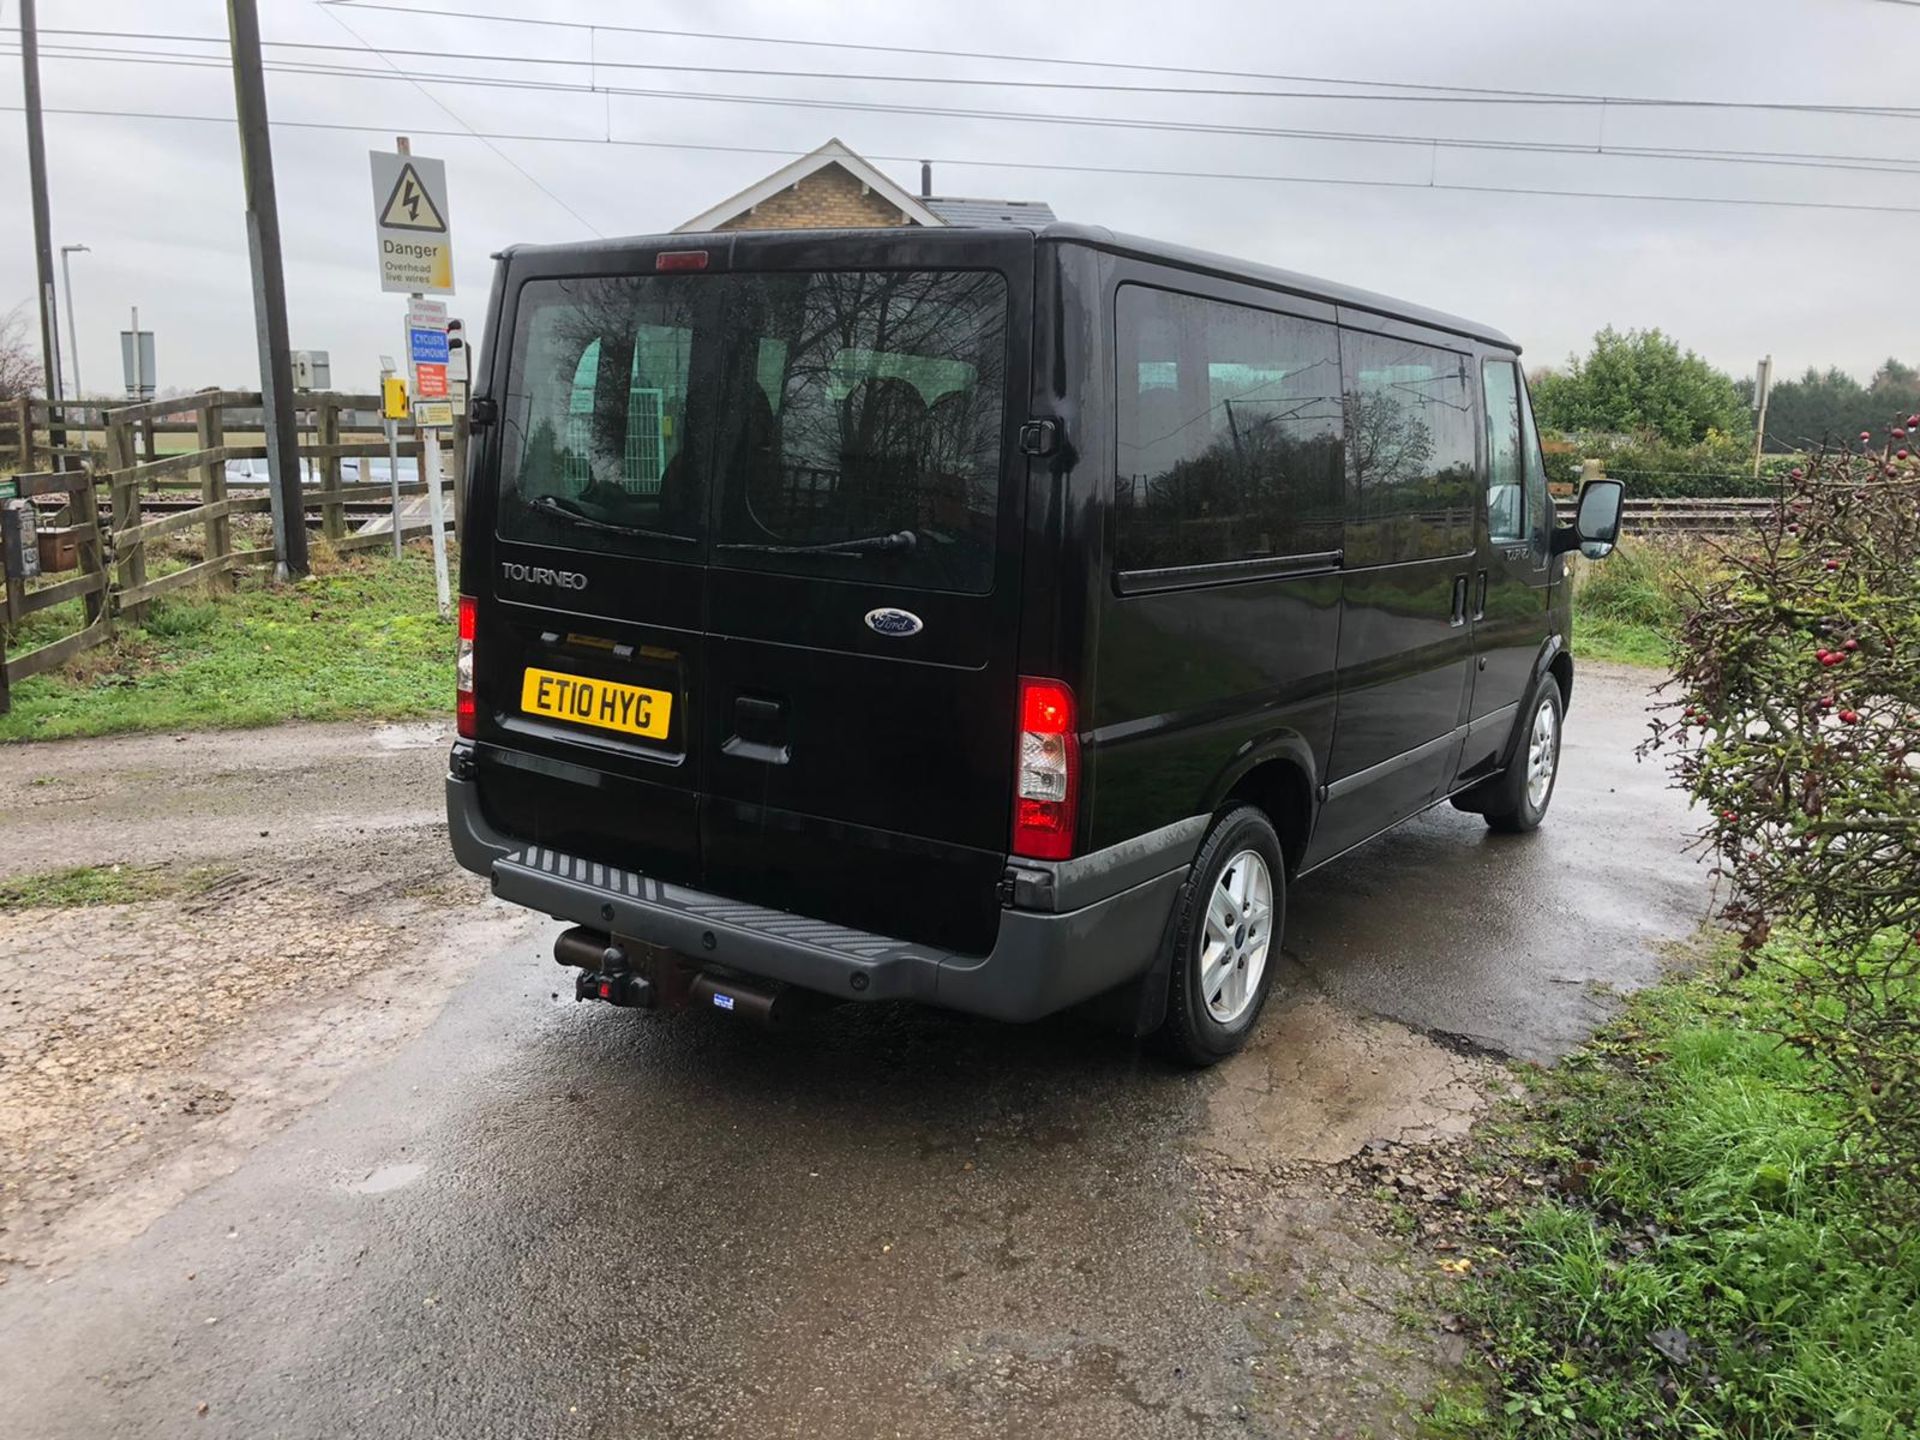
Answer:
500, 561, 588, 590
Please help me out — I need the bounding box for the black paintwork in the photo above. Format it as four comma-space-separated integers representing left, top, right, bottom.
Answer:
458, 223, 1572, 978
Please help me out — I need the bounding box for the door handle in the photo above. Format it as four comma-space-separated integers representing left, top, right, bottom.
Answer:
722, 692, 791, 765
1450, 575, 1468, 627
1474, 569, 1488, 621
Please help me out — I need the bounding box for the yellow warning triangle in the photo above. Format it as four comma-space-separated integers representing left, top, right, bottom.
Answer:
379, 162, 447, 234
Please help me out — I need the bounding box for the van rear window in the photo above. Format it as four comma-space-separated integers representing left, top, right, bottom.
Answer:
497, 270, 1010, 593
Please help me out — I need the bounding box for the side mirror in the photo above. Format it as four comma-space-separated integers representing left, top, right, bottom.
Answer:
1553, 478, 1625, 559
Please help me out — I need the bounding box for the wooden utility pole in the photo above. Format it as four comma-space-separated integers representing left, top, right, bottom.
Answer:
226, 0, 308, 577
1752, 355, 1774, 480
19, 0, 67, 451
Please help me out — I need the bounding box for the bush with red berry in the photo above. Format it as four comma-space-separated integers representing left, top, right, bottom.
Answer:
1647, 416, 1920, 1221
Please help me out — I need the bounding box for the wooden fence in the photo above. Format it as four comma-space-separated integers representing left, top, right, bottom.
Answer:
1, 390, 464, 714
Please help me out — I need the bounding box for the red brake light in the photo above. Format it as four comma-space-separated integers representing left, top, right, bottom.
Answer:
1012, 677, 1079, 861
456, 595, 477, 738
655, 249, 709, 272
1021, 680, 1072, 735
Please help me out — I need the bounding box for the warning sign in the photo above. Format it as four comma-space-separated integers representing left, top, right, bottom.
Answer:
370, 150, 454, 296
415, 363, 449, 400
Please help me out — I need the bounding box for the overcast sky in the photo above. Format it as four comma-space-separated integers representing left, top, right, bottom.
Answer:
4, 0, 1917, 395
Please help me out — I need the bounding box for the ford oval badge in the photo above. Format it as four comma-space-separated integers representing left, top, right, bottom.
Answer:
864, 607, 924, 638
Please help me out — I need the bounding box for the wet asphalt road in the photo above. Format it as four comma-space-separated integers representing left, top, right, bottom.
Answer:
0, 665, 1711, 1439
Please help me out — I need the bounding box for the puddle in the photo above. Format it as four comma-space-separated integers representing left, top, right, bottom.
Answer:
370, 723, 450, 752
1200, 994, 1502, 1167
346, 1163, 427, 1195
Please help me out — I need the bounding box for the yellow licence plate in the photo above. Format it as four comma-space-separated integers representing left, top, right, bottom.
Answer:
520, 668, 672, 740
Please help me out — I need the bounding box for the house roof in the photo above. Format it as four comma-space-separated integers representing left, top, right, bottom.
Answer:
924, 196, 1058, 228
675, 137, 944, 233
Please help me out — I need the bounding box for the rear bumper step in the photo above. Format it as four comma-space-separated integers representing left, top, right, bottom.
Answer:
448, 774, 1188, 1023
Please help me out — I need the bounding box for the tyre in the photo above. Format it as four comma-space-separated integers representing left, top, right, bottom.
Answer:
1158, 806, 1286, 1067
1481, 678, 1565, 834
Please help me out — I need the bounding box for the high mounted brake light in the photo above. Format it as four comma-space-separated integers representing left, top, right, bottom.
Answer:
1012, 676, 1078, 861
655, 250, 709, 272
456, 595, 477, 738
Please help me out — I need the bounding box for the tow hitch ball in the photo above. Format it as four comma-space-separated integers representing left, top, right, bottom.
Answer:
554, 926, 654, 1009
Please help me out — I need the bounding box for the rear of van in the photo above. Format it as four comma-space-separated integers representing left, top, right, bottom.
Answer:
446, 228, 1182, 1021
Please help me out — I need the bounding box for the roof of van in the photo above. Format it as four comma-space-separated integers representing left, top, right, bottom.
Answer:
498, 223, 1518, 352
1038, 223, 1518, 352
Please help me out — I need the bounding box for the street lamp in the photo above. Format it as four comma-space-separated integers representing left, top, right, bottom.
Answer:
59, 243, 88, 399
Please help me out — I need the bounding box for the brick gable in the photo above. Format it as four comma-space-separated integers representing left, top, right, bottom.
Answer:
713, 162, 916, 231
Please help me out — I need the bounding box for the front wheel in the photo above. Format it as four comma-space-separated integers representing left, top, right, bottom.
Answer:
1483, 679, 1564, 833
1158, 806, 1286, 1067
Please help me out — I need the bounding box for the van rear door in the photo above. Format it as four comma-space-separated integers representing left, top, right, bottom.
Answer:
698, 235, 1034, 955
478, 264, 715, 887
475, 232, 1034, 955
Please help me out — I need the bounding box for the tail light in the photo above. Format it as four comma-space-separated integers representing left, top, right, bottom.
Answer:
1012, 676, 1079, 861
456, 595, 477, 738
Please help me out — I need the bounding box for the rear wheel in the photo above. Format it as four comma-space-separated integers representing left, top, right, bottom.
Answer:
1482, 679, 1565, 833
1158, 806, 1286, 1067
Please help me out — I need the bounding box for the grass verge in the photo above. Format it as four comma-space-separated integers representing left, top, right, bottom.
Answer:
0, 862, 231, 912
1430, 933, 1920, 1438
0, 546, 453, 742
1569, 540, 1697, 670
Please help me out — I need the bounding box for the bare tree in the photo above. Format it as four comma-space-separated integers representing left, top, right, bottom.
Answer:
0, 303, 43, 402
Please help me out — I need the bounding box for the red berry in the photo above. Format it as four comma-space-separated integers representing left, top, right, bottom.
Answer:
1896, 428, 1909, 439
1790, 467, 1806, 480
1825, 558, 1840, 570
1843, 638, 1859, 652
1861, 430, 1873, 441
1839, 710, 1860, 724
1721, 809, 1738, 821
1819, 696, 1835, 710
1900, 450, 1911, 461
1910, 414, 1920, 428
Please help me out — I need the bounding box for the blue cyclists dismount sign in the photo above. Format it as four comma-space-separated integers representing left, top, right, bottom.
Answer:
409, 326, 449, 366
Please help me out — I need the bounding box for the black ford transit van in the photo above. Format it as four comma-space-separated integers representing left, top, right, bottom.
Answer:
446, 224, 1623, 1064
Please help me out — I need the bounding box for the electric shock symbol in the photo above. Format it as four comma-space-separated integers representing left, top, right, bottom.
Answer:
379, 162, 447, 233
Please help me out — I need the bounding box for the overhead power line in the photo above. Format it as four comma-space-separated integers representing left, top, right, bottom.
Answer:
311, 2, 1920, 121
8, 101, 1920, 217
30, 25, 1920, 119
313, 0, 604, 237
14, 41, 1920, 182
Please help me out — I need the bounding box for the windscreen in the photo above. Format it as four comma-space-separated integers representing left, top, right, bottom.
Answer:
497, 269, 1010, 593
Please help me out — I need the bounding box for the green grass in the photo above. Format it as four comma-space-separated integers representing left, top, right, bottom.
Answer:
0, 861, 230, 911
1431, 936, 1920, 1439
0, 547, 454, 742
1570, 539, 1704, 669
1572, 612, 1673, 668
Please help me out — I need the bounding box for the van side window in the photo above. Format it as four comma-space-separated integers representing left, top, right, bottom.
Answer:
1339, 331, 1477, 565
1482, 359, 1525, 545
1114, 287, 1343, 574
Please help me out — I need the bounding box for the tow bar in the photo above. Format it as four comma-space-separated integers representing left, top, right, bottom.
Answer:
554, 926, 798, 1028
554, 926, 654, 1009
